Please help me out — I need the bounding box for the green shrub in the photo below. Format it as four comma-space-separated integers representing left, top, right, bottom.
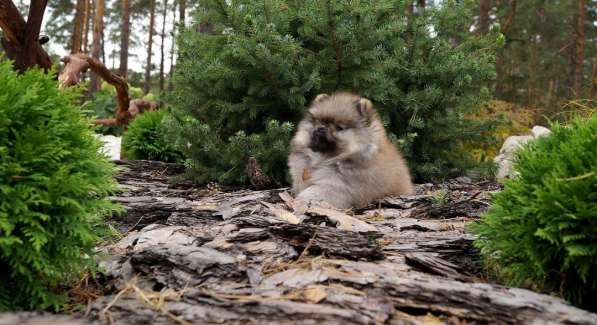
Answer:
84, 82, 123, 136
0, 60, 120, 310
470, 116, 597, 310
166, 115, 293, 184
122, 109, 183, 163
170, 0, 499, 184
84, 82, 149, 136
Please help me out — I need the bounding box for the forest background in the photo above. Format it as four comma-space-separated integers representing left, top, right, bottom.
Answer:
1, 0, 595, 183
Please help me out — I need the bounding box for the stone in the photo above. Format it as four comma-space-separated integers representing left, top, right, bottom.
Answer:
531, 125, 551, 138
95, 134, 121, 160
494, 126, 551, 180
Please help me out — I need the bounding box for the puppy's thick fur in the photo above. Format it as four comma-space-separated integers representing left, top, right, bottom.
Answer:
288, 92, 413, 209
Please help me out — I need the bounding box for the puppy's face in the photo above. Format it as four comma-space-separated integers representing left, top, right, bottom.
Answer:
302, 92, 378, 155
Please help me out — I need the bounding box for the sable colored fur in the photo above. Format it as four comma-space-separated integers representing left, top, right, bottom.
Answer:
288, 92, 413, 209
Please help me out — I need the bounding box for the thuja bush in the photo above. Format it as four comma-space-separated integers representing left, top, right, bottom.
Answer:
122, 109, 183, 163
0, 60, 119, 310
171, 0, 499, 184
470, 116, 597, 310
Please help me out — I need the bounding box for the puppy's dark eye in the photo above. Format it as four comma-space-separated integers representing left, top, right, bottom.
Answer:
335, 124, 347, 132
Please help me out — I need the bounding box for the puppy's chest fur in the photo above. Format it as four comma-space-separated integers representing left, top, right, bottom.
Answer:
302, 146, 376, 183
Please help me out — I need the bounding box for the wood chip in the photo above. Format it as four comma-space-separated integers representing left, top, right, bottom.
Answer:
302, 286, 326, 303
262, 202, 301, 224
306, 207, 377, 232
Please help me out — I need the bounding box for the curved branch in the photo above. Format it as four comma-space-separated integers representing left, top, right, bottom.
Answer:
60, 53, 132, 125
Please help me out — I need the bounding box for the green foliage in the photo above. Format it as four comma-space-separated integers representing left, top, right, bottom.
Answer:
85, 84, 123, 136
470, 116, 597, 310
492, 1, 597, 109
123, 109, 183, 163
84, 82, 149, 136
172, 0, 499, 184
0, 60, 120, 310
166, 114, 293, 184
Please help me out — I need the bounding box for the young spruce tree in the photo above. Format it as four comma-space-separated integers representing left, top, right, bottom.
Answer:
169, 0, 499, 184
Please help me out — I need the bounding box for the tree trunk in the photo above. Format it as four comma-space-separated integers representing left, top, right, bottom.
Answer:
71, 0, 85, 53
159, 0, 168, 94
478, 0, 490, 34
101, 26, 105, 65
405, 0, 413, 17
144, 0, 156, 94
83, 0, 91, 52
500, 0, 517, 36
119, 0, 131, 78
590, 57, 596, 99
168, 0, 177, 91
574, 0, 585, 97
0, 0, 52, 73
417, 0, 425, 9
179, 0, 186, 26
90, 0, 104, 93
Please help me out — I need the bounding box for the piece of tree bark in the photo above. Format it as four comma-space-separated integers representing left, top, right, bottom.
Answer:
84, 160, 597, 325
118, 0, 131, 78
0, 0, 52, 73
144, 0, 156, 94
71, 0, 85, 53
574, 0, 585, 97
90, 0, 104, 93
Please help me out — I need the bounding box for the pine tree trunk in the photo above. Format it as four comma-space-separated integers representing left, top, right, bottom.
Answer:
119, 0, 131, 77
71, 0, 85, 53
159, 0, 168, 94
590, 57, 596, 99
179, 0, 186, 26
144, 0, 156, 94
90, 0, 104, 93
168, 0, 177, 91
82, 0, 91, 53
417, 0, 425, 9
574, 0, 585, 97
478, 0, 490, 34
101, 26, 106, 64
406, 1, 413, 16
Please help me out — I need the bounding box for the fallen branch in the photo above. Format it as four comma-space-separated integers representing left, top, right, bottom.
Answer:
60, 53, 132, 126
59, 53, 159, 126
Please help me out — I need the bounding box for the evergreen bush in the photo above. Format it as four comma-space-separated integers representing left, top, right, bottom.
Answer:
0, 60, 119, 310
122, 109, 183, 163
170, 0, 499, 184
470, 116, 597, 310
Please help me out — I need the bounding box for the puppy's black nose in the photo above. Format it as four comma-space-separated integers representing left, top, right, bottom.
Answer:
314, 127, 326, 137
310, 126, 335, 153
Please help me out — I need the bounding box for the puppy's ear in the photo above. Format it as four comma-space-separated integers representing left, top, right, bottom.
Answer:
313, 93, 329, 103
354, 97, 374, 122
